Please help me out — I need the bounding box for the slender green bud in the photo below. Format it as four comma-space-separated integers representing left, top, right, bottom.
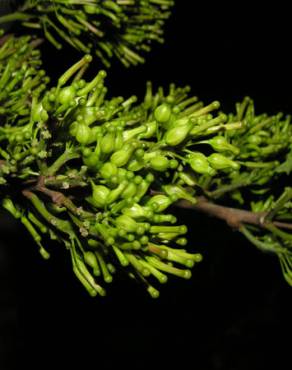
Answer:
115, 215, 138, 233
146, 194, 174, 212
208, 153, 240, 170
205, 136, 240, 155
187, 152, 216, 175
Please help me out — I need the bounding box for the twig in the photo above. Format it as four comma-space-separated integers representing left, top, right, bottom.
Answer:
175, 196, 292, 231
26, 175, 92, 218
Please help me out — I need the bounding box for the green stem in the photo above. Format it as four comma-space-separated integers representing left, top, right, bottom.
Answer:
23, 190, 74, 236
207, 179, 252, 199
45, 149, 79, 176
265, 223, 292, 241
239, 225, 279, 253
265, 187, 292, 222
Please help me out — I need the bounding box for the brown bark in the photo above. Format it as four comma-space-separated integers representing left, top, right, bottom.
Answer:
176, 197, 292, 231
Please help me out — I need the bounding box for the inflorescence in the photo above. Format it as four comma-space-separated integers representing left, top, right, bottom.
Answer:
0, 0, 174, 67
0, 30, 48, 123
0, 34, 291, 296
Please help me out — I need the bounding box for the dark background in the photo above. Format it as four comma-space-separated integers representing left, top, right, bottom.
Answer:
1, 2, 291, 369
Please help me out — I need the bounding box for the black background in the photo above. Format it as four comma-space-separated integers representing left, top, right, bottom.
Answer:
1, 2, 292, 369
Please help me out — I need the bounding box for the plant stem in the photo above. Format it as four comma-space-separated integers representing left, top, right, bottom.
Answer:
174, 196, 292, 231
45, 149, 79, 176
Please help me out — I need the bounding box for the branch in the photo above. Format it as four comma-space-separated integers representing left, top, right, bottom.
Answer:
175, 197, 292, 231
24, 175, 92, 218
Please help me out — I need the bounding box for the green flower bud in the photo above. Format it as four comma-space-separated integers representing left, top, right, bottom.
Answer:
84, 251, 99, 272
86, 126, 102, 144
75, 123, 92, 145
247, 135, 262, 145
99, 162, 118, 179
127, 158, 144, 172
83, 152, 100, 168
74, 254, 106, 296
146, 256, 192, 279
84, 4, 97, 14
150, 225, 187, 234
147, 286, 160, 298
123, 125, 146, 141
187, 152, 216, 175
208, 153, 240, 170
122, 203, 153, 219
157, 232, 181, 241
81, 107, 98, 126
100, 132, 116, 154
15, 134, 23, 143
121, 182, 137, 199
206, 136, 240, 155
134, 180, 152, 201
31, 102, 48, 122
2, 198, 21, 219
88, 239, 99, 248
146, 194, 173, 212
169, 159, 179, 169
91, 183, 110, 208
95, 223, 115, 245
153, 214, 176, 223
164, 120, 193, 146
149, 155, 169, 171
95, 252, 113, 283
163, 184, 196, 204
114, 129, 124, 151
69, 121, 78, 136
178, 172, 196, 186
110, 143, 136, 167
154, 103, 172, 123
138, 121, 157, 139
176, 237, 188, 246
82, 147, 92, 157
106, 180, 128, 204
115, 215, 138, 233
58, 86, 76, 105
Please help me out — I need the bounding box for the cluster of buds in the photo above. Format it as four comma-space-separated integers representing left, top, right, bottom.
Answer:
1, 32, 292, 293
0, 49, 248, 297
196, 98, 292, 283
0, 0, 174, 67
245, 187, 292, 285
0, 30, 48, 123
192, 97, 292, 203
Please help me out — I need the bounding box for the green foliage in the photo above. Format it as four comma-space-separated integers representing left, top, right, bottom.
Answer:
0, 0, 174, 67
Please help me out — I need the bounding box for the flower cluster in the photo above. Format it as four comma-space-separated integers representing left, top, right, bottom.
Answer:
0, 30, 48, 124
0, 47, 245, 297
0, 0, 174, 67
1, 33, 291, 295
